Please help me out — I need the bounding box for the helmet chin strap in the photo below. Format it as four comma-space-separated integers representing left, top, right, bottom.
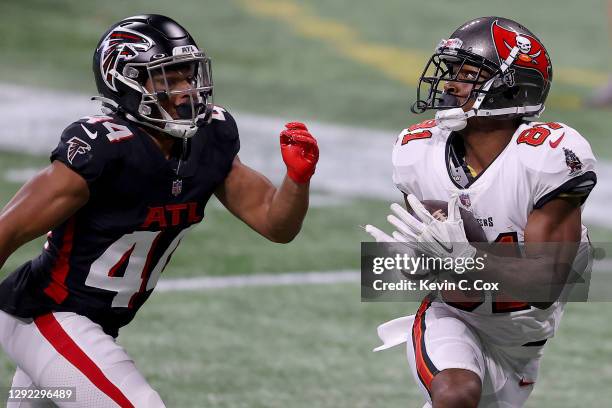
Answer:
92, 95, 198, 137
122, 112, 198, 138
435, 107, 475, 131
157, 105, 198, 138
163, 122, 198, 138
435, 46, 521, 132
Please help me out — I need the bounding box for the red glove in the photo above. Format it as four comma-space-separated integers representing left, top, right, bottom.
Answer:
280, 122, 319, 184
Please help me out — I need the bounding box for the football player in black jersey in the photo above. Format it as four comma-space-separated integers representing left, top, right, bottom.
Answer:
0, 15, 318, 407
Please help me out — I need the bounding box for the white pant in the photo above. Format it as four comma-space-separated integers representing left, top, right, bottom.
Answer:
0, 310, 165, 407
375, 298, 545, 408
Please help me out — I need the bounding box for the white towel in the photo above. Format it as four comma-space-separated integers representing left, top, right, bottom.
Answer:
373, 315, 415, 352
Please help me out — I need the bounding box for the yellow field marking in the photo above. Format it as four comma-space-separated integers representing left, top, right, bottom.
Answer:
555, 67, 608, 88
239, 0, 607, 110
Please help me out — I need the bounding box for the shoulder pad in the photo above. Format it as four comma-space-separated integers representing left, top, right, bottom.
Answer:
73, 115, 135, 144
208, 106, 236, 132
211, 105, 229, 122
50, 117, 127, 184
392, 119, 448, 196
515, 121, 597, 207
516, 121, 596, 175
392, 118, 448, 166
199, 106, 240, 157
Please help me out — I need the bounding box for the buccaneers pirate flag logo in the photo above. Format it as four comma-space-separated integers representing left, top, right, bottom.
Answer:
492, 20, 551, 81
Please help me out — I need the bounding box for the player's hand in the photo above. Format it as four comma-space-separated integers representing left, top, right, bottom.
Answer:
363, 224, 413, 245
388, 194, 477, 261
362, 224, 430, 277
280, 122, 319, 184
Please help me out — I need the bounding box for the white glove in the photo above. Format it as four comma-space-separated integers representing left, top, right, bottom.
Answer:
363, 224, 396, 243
387, 194, 477, 261
362, 225, 430, 277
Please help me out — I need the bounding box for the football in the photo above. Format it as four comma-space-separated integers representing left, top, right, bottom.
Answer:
406, 199, 489, 305
407, 199, 487, 243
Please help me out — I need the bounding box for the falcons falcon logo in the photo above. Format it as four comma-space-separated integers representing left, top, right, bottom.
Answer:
66, 137, 91, 164
97, 27, 154, 91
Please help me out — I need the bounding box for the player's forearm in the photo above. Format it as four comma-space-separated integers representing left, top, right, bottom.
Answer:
0, 221, 22, 272
466, 250, 571, 304
0, 192, 38, 270
0, 246, 17, 272
264, 176, 310, 243
0, 209, 51, 272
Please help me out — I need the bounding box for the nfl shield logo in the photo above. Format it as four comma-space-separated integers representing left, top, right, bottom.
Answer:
459, 193, 471, 208
171, 179, 183, 197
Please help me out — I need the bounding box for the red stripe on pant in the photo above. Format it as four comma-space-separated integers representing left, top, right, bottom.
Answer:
43, 217, 76, 304
34, 313, 135, 408
412, 294, 439, 396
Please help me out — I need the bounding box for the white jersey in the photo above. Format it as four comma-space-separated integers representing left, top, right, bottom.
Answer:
391, 119, 597, 346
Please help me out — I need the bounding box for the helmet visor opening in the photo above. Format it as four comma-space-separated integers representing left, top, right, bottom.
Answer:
412, 52, 498, 113
131, 54, 213, 129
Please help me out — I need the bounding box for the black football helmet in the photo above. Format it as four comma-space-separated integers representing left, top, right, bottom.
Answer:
93, 14, 213, 138
412, 17, 552, 125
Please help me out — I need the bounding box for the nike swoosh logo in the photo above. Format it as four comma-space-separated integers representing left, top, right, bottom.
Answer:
519, 378, 535, 387
81, 124, 98, 140
549, 133, 564, 148
432, 236, 453, 253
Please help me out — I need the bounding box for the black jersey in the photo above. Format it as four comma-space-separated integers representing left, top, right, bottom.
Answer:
0, 107, 239, 336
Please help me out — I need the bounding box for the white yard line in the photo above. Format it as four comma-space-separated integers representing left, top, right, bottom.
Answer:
155, 261, 612, 292
155, 270, 359, 292
4, 168, 41, 183
1, 83, 612, 227
2, 84, 610, 295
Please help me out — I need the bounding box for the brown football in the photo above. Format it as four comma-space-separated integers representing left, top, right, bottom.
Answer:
406, 199, 487, 243
407, 199, 488, 306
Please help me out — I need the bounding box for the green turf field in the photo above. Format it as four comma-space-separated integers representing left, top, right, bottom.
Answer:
2, 0, 612, 154
1, 1, 612, 407
1, 284, 611, 407
1, 154, 612, 407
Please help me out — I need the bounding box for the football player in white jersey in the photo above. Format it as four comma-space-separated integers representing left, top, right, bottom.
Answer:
366, 17, 597, 408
